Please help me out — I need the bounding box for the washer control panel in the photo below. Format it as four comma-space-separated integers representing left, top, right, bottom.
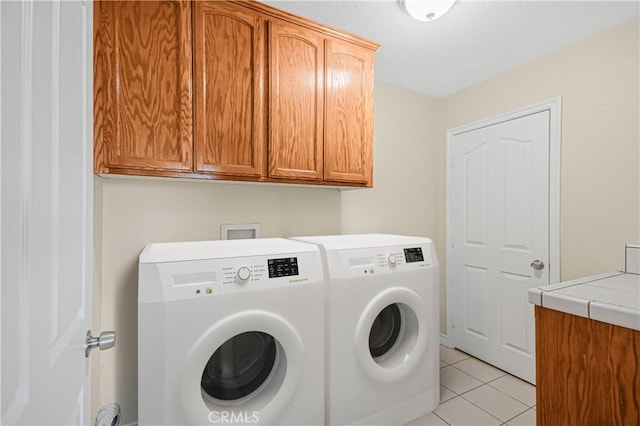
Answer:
221, 257, 300, 285
236, 266, 251, 281
268, 257, 299, 278
386, 253, 398, 265
403, 247, 424, 263
221, 262, 269, 285
141, 250, 323, 303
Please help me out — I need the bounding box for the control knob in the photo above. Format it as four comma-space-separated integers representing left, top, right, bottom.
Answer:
387, 253, 397, 266
237, 266, 251, 281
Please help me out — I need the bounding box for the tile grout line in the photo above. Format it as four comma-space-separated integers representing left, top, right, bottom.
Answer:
483, 380, 536, 408
432, 411, 451, 426
440, 383, 457, 394
449, 363, 508, 384
439, 347, 537, 424
454, 393, 504, 425
500, 406, 536, 425
459, 391, 533, 425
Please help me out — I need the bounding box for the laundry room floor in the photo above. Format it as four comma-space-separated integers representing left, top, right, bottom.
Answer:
406, 346, 537, 426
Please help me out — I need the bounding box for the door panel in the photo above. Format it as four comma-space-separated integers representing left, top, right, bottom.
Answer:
98, 0, 192, 172
502, 140, 532, 250
451, 111, 550, 383
324, 39, 374, 185
464, 265, 489, 340
1, 1, 93, 424
193, 1, 266, 177
500, 271, 531, 354
269, 20, 323, 180
464, 142, 489, 246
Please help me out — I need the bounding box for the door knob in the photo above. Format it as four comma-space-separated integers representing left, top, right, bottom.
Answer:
85, 330, 116, 358
530, 260, 545, 271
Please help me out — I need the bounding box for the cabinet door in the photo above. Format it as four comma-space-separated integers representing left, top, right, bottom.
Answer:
96, 0, 192, 172
324, 39, 374, 186
269, 20, 324, 180
193, 2, 266, 177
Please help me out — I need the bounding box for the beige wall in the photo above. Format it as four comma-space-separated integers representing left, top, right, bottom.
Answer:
92, 17, 639, 423
341, 82, 439, 238
94, 178, 341, 422
436, 18, 640, 331
91, 177, 103, 420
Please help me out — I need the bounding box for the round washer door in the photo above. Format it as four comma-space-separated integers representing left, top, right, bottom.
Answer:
200, 331, 277, 402
355, 286, 430, 383
180, 310, 304, 424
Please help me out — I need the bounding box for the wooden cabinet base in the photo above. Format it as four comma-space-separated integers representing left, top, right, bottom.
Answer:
96, 169, 370, 189
535, 306, 640, 425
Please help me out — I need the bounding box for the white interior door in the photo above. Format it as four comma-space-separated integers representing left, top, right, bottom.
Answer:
1, 1, 93, 424
449, 111, 551, 384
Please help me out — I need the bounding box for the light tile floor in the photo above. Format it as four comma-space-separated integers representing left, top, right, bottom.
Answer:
407, 346, 536, 426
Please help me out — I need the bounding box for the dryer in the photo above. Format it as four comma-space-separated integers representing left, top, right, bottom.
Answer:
293, 234, 439, 425
138, 238, 324, 425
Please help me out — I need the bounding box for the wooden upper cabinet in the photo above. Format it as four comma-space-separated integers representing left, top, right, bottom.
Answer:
95, 0, 192, 173
324, 39, 375, 186
268, 20, 324, 181
94, 0, 378, 186
193, 1, 266, 177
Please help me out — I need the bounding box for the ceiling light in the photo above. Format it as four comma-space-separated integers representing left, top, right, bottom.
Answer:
402, 0, 457, 22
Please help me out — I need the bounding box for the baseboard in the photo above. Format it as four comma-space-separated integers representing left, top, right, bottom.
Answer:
439, 333, 453, 348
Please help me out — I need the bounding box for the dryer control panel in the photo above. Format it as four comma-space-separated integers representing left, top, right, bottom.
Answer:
325, 243, 437, 280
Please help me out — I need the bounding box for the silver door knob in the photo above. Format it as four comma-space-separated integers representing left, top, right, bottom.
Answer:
530, 260, 545, 270
85, 330, 116, 358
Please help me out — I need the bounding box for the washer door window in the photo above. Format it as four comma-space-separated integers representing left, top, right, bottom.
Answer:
201, 331, 277, 401
369, 304, 402, 358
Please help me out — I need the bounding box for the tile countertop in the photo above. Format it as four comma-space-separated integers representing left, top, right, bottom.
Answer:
528, 272, 640, 331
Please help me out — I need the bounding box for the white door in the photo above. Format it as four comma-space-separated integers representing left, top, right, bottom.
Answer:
449, 111, 551, 384
1, 1, 94, 424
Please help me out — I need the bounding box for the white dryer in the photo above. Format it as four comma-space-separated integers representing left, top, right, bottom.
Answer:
138, 238, 324, 425
293, 234, 439, 425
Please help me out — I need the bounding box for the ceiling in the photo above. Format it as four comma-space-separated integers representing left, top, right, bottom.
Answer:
262, 0, 640, 98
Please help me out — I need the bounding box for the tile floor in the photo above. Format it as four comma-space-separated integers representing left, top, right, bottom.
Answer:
407, 346, 537, 426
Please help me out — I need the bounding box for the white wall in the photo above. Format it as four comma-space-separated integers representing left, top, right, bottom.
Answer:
341, 82, 439, 238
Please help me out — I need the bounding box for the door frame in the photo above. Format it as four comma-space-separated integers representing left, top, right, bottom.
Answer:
445, 96, 562, 343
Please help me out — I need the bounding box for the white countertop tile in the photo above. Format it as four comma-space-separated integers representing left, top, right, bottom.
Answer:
527, 287, 542, 305
555, 284, 637, 310
590, 302, 640, 330
625, 245, 640, 274
584, 273, 640, 293
527, 272, 640, 331
541, 292, 590, 318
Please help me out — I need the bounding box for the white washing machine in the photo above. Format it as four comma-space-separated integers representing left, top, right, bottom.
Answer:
138, 238, 325, 425
293, 234, 439, 425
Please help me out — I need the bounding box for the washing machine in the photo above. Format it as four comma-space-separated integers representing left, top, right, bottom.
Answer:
293, 234, 439, 425
138, 238, 325, 425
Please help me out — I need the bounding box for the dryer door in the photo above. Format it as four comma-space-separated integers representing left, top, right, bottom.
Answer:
180, 311, 304, 425
356, 287, 430, 383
